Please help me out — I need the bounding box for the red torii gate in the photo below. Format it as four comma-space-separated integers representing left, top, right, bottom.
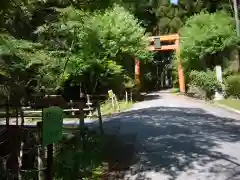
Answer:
135, 33, 185, 93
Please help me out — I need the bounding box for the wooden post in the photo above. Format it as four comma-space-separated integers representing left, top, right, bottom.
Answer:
86, 94, 93, 116
70, 100, 75, 116
37, 122, 44, 180
114, 94, 120, 112
16, 108, 19, 125
79, 100, 85, 128
46, 144, 53, 180
18, 105, 25, 180
111, 96, 115, 111
130, 91, 133, 102
96, 101, 103, 134
175, 36, 185, 93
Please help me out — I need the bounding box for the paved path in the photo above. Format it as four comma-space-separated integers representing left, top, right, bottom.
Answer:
102, 92, 240, 180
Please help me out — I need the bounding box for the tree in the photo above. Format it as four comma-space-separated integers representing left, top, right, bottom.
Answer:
36, 4, 151, 95
178, 11, 240, 94
0, 33, 59, 120
117, 0, 231, 35
180, 11, 239, 72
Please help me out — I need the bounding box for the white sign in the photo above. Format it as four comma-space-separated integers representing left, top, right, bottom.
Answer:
108, 90, 114, 98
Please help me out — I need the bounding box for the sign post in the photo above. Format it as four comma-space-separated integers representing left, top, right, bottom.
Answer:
42, 106, 64, 180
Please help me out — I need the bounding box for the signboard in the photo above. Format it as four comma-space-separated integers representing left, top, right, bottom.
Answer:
108, 90, 114, 98
42, 106, 64, 146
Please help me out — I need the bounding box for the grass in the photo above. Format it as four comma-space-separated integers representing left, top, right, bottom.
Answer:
170, 88, 180, 93
99, 99, 134, 116
217, 99, 240, 111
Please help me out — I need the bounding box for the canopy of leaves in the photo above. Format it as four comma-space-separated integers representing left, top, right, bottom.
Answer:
0, 0, 233, 98
91, 5, 150, 59
36, 4, 151, 94
180, 11, 240, 71
0, 33, 63, 106
117, 0, 231, 35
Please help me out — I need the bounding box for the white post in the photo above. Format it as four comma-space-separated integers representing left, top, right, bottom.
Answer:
214, 65, 224, 100
86, 94, 93, 116
111, 96, 115, 111
125, 91, 128, 103
114, 94, 120, 112
70, 100, 75, 116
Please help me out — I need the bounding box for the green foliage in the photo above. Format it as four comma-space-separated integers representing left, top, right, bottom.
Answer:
179, 11, 240, 90
99, 99, 133, 116
180, 11, 239, 71
37, 4, 151, 94
91, 5, 149, 58
0, 33, 62, 97
118, 0, 231, 35
54, 131, 106, 180
225, 74, 240, 98
189, 70, 221, 98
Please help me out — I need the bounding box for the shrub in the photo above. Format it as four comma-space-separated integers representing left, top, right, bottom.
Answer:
225, 74, 240, 98
189, 70, 221, 99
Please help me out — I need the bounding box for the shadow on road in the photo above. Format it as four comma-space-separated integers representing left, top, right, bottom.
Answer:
101, 106, 240, 180
136, 93, 162, 102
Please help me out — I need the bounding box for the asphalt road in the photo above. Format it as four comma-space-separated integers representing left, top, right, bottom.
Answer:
102, 92, 240, 180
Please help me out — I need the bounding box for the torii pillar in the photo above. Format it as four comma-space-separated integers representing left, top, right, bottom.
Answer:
135, 58, 140, 86
175, 35, 185, 93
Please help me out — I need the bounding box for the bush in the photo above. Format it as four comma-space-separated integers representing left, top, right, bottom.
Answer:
189, 70, 221, 99
225, 74, 240, 98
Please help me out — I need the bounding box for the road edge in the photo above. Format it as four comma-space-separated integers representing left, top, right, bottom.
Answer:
176, 94, 240, 115
213, 103, 240, 115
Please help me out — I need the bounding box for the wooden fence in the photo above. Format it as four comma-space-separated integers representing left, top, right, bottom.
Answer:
0, 94, 104, 179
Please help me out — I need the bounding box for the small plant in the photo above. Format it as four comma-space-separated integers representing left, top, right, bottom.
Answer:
189, 70, 221, 99
225, 74, 240, 98
100, 99, 133, 116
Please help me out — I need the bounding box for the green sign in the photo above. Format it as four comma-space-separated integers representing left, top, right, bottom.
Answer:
42, 106, 64, 146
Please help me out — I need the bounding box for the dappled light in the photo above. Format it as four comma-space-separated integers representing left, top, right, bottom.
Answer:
99, 106, 240, 179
